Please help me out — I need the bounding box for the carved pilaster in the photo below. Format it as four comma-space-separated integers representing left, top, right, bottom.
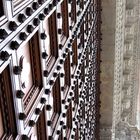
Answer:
112, 0, 140, 139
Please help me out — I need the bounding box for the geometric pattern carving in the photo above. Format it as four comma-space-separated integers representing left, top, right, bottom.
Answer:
0, 0, 101, 139
0, 64, 17, 139
112, 0, 140, 139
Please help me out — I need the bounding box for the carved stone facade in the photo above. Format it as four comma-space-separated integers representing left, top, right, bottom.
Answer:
101, 0, 140, 139
112, 0, 140, 139
115, 121, 140, 140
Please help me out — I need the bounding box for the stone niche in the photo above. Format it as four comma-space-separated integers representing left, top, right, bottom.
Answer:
126, 0, 135, 10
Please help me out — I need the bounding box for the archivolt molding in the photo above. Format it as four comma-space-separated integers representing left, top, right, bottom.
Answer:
112, 0, 126, 138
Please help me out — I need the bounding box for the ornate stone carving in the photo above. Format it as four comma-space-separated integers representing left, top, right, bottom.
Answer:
115, 121, 140, 140
126, 0, 135, 10
112, 0, 140, 139
124, 50, 133, 60
125, 16, 136, 27
124, 34, 134, 44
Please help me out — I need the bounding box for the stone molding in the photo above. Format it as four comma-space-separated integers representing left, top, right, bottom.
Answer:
112, 0, 140, 139
115, 121, 140, 140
